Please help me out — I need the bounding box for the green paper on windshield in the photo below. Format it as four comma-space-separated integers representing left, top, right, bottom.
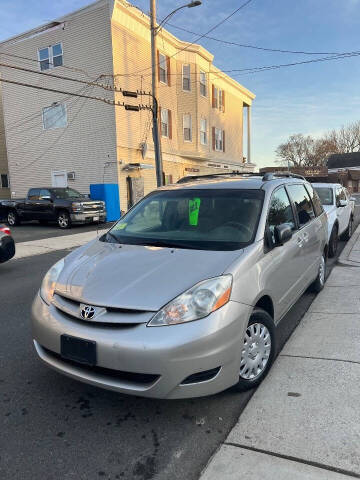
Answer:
113, 222, 127, 230
189, 198, 201, 226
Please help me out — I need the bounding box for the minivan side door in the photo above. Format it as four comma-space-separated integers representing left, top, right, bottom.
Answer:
286, 183, 321, 287
264, 186, 308, 320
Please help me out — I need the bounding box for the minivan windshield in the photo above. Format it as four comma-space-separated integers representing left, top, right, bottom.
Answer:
314, 187, 333, 206
51, 188, 83, 199
107, 189, 264, 251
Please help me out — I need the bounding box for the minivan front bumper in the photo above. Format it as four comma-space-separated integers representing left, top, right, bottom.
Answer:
31, 293, 251, 399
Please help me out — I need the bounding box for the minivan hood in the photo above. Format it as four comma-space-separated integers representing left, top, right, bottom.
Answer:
56, 239, 242, 311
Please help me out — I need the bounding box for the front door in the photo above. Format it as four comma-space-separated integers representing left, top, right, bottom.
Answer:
51, 171, 68, 188
264, 186, 307, 320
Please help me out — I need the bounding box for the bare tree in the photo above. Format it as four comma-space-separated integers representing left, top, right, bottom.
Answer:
275, 134, 315, 167
328, 121, 360, 153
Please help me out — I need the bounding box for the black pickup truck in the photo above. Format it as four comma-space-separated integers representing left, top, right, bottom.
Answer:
1, 187, 106, 229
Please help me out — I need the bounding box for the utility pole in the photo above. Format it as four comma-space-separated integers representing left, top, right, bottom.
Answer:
150, 0, 163, 188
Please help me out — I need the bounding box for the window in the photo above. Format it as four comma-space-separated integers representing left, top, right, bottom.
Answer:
39, 189, 51, 199
28, 188, 40, 201
107, 189, 264, 251
200, 71, 207, 96
214, 128, 224, 152
1, 174, 8, 188
212, 86, 218, 108
287, 184, 315, 227
38, 43, 63, 71
200, 118, 207, 145
305, 184, 324, 216
182, 64, 191, 91
42, 103, 67, 130
183, 114, 192, 142
336, 186, 346, 206
268, 187, 296, 245
218, 89, 224, 111
161, 108, 171, 138
314, 186, 333, 206
158, 53, 168, 84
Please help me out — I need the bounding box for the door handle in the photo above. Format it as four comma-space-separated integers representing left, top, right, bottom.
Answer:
303, 232, 309, 242
296, 237, 303, 247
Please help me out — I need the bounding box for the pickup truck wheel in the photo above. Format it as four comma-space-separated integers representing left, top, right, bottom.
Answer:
57, 211, 71, 229
342, 216, 353, 241
232, 308, 276, 392
7, 210, 20, 227
328, 225, 338, 258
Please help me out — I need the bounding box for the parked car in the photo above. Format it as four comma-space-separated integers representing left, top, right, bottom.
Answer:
0, 224, 15, 263
313, 183, 354, 257
2, 187, 106, 229
32, 173, 328, 399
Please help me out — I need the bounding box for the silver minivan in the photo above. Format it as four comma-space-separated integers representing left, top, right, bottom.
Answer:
32, 173, 328, 399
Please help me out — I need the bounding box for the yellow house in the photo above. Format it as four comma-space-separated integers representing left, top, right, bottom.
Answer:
0, 0, 255, 210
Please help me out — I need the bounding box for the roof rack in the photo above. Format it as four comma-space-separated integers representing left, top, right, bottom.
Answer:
176, 172, 262, 184
262, 172, 306, 181
177, 171, 306, 184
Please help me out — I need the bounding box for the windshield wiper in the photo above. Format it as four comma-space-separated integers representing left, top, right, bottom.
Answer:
106, 231, 121, 244
140, 240, 198, 250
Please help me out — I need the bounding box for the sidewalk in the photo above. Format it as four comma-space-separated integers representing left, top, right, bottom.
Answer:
200, 227, 360, 480
14, 228, 108, 259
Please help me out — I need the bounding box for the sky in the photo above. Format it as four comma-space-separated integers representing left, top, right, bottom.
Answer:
1, 0, 360, 168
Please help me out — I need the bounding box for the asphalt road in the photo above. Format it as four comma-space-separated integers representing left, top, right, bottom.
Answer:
1, 211, 358, 480
6, 221, 114, 243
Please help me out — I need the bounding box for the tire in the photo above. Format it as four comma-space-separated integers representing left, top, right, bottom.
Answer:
57, 211, 71, 229
328, 225, 338, 258
310, 253, 326, 293
7, 209, 20, 227
232, 308, 276, 392
342, 216, 353, 241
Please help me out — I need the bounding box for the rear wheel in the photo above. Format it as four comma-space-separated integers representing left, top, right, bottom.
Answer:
232, 308, 276, 392
7, 210, 20, 227
328, 225, 338, 258
310, 253, 326, 293
57, 211, 71, 229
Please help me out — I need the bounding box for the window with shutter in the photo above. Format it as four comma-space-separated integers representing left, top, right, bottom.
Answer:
158, 53, 168, 84
200, 71, 207, 96
161, 108, 169, 137
215, 128, 224, 151
183, 114, 192, 142
182, 64, 191, 91
213, 86, 218, 108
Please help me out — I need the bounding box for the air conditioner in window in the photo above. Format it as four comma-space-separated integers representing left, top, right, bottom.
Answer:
67, 171, 75, 180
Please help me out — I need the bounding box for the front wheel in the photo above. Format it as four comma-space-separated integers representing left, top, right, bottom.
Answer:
232, 308, 276, 392
57, 211, 71, 229
342, 216, 353, 241
7, 210, 20, 227
328, 225, 338, 258
310, 253, 326, 293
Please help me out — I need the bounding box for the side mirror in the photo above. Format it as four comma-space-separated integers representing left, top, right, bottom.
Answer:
339, 199, 347, 207
274, 223, 292, 246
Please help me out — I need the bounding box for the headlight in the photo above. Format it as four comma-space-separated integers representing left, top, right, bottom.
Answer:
40, 258, 65, 305
148, 275, 232, 327
72, 202, 83, 212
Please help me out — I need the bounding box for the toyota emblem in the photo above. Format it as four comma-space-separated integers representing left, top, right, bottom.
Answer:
80, 305, 96, 320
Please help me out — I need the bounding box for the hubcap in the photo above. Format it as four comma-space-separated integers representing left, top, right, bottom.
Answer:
58, 214, 68, 228
319, 255, 325, 286
8, 213, 15, 225
240, 323, 271, 380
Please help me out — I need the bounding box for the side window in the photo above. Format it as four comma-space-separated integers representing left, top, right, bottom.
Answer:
40, 189, 51, 199
287, 184, 315, 227
28, 188, 40, 200
335, 187, 345, 206
305, 184, 323, 217
267, 187, 296, 244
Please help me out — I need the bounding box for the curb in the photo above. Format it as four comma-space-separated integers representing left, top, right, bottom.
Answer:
337, 224, 360, 267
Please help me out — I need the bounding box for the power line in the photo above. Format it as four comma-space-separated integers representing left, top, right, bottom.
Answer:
165, 22, 348, 56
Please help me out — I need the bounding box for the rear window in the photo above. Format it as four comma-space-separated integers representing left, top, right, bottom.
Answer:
107, 189, 265, 251
314, 187, 333, 206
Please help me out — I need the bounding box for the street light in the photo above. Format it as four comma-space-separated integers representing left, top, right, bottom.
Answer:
150, 0, 202, 187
